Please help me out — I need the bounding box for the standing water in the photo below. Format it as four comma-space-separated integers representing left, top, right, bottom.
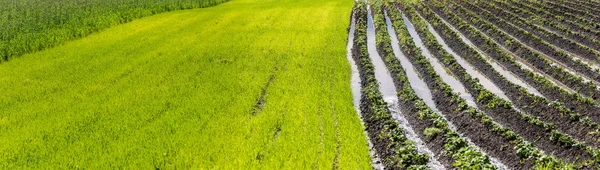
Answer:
389, 10, 509, 170
366, 7, 445, 170
431, 11, 544, 97
402, 14, 477, 108
346, 13, 384, 170
423, 19, 510, 100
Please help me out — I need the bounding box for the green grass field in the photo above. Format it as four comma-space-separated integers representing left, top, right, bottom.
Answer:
0, 0, 371, 168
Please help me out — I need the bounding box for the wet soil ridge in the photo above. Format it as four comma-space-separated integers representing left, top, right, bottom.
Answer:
366, 4, 445, 169
470, 0, 600, 65
489, 0, 600, 52
459, 0, 600, 86
427, 0, 600, 148
505, 0, 600, 43
388, 1, 532, 168
441, 0, 600, 100
350, 3, 429, 169
382, 0, 513, 168
407, 1, 600, 168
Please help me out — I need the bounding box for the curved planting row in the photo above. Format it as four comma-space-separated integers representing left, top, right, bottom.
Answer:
457, 0, 600, 85
412, 1, 600, 168
541, 0, 600, 24
387, 1, 553, 168
369, 1, 495, 169
488, 0, 600, 52
505, 0, 600, 43
468, 0, 600, 66
373, 1, 502, 169
425, 0, 600, 149
443, 0, 600, 125
444, 0, 600, 101
350, 3, 429, 169
559, 0, 600, 18
563, 0, 600, 11
522, 0, 600, 31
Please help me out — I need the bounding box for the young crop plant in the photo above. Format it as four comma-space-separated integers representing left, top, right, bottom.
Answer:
372, 0, 498, 169
351, 3, 429, 169
407, 1, 600, 167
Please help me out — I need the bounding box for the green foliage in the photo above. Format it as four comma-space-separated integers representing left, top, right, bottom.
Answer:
0, 0, 229, 62
0, 0, 373, 168
423, 127, 442, 138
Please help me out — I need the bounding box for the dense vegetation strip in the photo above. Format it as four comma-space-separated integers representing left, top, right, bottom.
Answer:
489, 0, 600, 52
461, 0, 600, 83
426, 0, 600, 151
351, 3, 428, 169
413, 2, 600, 167
443, 0, 600, 101
0, 0, 372, 168
505, 0, 600, 42
0, 0, 228, 63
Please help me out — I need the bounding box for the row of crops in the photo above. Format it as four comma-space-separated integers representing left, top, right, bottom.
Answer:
0, 0, 228, 63
350, 0, 600, 169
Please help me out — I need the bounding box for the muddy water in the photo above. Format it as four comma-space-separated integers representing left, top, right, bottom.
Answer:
366, 8, 445, 170
402, 14, 477, 108
347, 14, 384, 170
393, 11, 509, 170
424, 20, 509, 100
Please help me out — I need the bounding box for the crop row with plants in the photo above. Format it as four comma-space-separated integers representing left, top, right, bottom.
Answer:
460, 0, 600, 83
426, 0, 600, 148
505, 0, 600, 42
521, 0, 600, 31
412, 1, 600, 167
350, 3, 428, 169
540, 0, 600, 24
386, 1, 573, 168
444, 0, 600, 101
488, 0, 600, 52
0, 0, 228, 63
369, 0, 498, 168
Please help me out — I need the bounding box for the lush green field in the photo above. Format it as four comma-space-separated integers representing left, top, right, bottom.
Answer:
0, 0, 372, 168
0, 0, 228, 61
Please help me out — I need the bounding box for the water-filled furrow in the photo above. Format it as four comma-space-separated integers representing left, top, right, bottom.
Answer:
366, 8, 443, 169
402, 14, 477, 108
384, 11, 508, 170
424, 21, 509, 100
440, 13, 576, 94
345, 14, 383, 170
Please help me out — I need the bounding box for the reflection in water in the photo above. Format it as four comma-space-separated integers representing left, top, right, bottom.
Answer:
346, 14, 384, 170
438, 14, 545, 96
391, 10, 508, 170
424, 21, 509, 100
366, 7, 444, 170
402, 14, 477, 108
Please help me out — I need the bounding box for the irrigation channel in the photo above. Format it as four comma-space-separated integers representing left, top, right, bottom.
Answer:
348, 0, 600, 168
346, 14, 383, 170
365, 7, 444, 169
395, 10, 509, 170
